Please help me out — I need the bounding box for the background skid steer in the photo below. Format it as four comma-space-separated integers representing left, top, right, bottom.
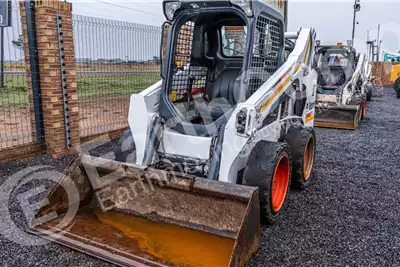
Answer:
314, 43, 371, 130
29, 0, 319, 266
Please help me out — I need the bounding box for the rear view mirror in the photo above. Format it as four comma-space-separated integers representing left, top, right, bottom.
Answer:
160, 22, 171, 79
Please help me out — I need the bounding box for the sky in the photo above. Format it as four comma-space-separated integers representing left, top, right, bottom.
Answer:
4, 0, 400, 60
69, 0, 400, 57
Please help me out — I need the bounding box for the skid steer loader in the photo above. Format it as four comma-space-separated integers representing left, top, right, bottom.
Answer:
314, 43, 369, 130
28, 1, 319, 266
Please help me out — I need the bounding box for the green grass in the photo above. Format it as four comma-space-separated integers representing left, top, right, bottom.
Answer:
0, 73, 161, 107
78, 73, 160, 99
0, 76, 28, 108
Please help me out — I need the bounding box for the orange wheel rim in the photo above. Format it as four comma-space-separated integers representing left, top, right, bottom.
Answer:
271, 155, 290, 213
303, 136, 315, 181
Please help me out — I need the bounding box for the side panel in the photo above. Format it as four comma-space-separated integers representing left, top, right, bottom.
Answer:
128, 95, 153, 165
159, 128, 212, 160
219, 105, 251, 184
302, 68, 318, 127
128, 81, 162, 165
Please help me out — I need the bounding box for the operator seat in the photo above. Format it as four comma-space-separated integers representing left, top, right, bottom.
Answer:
196, 68, 241, 121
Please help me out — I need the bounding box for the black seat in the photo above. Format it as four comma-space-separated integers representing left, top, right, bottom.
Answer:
196, 68, 240, 121
207, 68, 241, 105
194, 68, 240, 122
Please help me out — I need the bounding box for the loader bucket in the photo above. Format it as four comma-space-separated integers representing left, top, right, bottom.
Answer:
315, 105, 360, 130
27, 155, 261, 267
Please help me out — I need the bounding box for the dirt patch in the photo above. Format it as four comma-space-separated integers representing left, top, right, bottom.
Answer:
0, 107, 33, 149
79, 95, 130, 138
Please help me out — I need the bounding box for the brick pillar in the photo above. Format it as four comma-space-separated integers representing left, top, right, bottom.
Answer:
20, 0, 80, 158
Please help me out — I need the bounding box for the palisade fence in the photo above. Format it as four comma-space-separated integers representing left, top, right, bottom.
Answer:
0, 0, 163, 161
0, 1, 42, 151
72, 15, 162, 138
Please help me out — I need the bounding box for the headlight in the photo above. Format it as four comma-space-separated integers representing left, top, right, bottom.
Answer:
163, 1, 181, 21
236, 108, 248, 135
230, 0, 253, 16
347, 84, 353, 91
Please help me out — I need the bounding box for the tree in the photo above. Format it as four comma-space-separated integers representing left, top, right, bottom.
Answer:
12, 35, 23, 51
153, 56, 160, 64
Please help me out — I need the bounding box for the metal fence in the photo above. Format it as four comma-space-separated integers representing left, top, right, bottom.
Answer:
0, 6, 163, 158
0, 1, 41, 151
73, 15, 162, 137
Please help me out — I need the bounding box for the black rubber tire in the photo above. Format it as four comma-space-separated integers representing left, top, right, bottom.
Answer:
242, 141, 292, 225
353, 108, 360, 129
361, 100, 367, 120
114, 129, 136, 163
395, 76, 400, 99
366, 86, 372, 101
284, 127, 316, 189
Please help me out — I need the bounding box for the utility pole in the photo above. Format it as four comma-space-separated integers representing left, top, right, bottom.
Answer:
376, 24, 381, 62
370, 40, 375, 62
366, 30, 370, 61
351, 0, 361, 47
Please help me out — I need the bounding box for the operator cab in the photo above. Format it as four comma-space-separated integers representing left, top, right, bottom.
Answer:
159, 0, 285, 136
315, 45, 355, 94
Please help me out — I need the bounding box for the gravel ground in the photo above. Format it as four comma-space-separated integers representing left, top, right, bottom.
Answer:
1, 86, 400, 267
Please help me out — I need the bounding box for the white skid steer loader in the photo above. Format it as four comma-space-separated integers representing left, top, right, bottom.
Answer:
28, 1, 319, 266
314, 43, 371, 129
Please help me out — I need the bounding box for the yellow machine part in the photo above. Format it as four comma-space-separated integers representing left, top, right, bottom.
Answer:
27, 156, 261, 267
390, 64, 400, 83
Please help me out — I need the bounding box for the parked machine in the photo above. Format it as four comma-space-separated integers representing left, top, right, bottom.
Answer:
314, 43, 370, 130
391, 64, 400, 98
28, 1, 319, 266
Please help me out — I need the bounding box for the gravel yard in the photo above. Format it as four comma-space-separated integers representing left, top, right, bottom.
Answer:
1, 86, 399, 267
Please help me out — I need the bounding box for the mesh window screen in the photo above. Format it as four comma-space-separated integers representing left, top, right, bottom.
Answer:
170, 21, 208, 101
248, 15, 282, 95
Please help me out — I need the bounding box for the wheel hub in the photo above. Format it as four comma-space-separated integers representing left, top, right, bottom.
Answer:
271, 155, 290, 212
303, 136, 315, 181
